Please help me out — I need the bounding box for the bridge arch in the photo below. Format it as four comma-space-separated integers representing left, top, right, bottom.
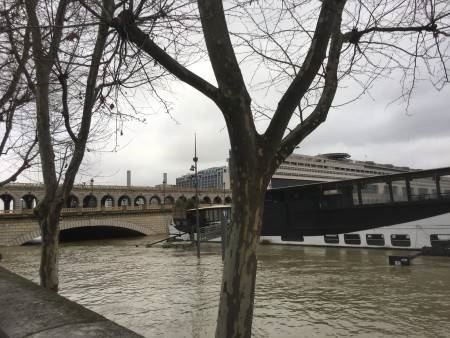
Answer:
101, 195, 115, 208
118, 195, 131, 207
66, 194, 80, 208
0, 194, 15, 211
225, 196, 232, 204
164, 195, 174, 204
213, 196, 222, 204
14, 219, 152, 246
202, 196, 211, 204
83, 195, 97, 208
21, 194, 38, 209
134, 195, 146, 206
149, 195, 161, 205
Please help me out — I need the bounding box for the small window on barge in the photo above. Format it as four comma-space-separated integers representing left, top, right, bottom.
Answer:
430, 234, 450, 247
324, 234, 339, 244
344, 234, 361, 245
366, 234, 385, 246
391, 234, 411, 247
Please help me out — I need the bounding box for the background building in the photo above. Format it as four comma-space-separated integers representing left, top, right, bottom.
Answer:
175, 153, 450, 199
176, 166, 230, 190
270, 152, 411, 188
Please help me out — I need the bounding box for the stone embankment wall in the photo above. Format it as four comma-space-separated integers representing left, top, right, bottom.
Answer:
0, 266, 143, 337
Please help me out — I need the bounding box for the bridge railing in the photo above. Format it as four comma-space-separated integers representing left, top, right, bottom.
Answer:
61, 204, 173, 213
1, 182, 231, 194
0, 204, 174, 215
0, 209, 35, 215
0, 203, 220, 215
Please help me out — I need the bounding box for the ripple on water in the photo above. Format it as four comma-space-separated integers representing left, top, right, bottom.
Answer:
2, 240, 450, 337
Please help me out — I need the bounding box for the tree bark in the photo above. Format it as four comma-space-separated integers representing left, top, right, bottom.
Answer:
215, 119, 269, 338
216, 179, 265, 338
38, 199, 63, 291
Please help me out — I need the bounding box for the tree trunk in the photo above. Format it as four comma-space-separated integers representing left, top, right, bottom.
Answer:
215, 173, 266, 338
37, 199, 63, 291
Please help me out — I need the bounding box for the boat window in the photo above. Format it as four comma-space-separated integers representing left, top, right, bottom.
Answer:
430, 234, 450, 247
344, 234, 361, 245
362, 184, 378, 193
361, 184, 388, 205
323, 189, 339, 195
391, 234, 411, 247
214, 209, 220, 221
391, 181, 408, 202
366, 234, 385, 246
324, 234, 339, 244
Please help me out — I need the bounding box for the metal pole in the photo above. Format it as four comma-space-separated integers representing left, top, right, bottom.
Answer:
220, 210, 226, 261
194, 134, 200, 258
163, 173, 167, 207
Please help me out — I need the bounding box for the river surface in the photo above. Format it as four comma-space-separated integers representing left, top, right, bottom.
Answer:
1, 237, 450, 338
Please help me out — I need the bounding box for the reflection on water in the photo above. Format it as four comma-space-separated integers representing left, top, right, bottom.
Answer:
2, 238, 450, 338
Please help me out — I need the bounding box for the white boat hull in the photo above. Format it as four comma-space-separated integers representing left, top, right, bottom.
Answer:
261, 212, 450, 250
169, 212, 450, 250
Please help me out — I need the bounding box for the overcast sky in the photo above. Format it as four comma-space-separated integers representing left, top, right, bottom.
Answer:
66, 59, 450, 187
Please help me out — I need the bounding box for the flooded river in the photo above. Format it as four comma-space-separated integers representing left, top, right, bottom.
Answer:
1, 238, 450, 337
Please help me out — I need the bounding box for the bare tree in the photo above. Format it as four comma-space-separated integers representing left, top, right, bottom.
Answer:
21, 0, 122, 290
19, 0, 173, 290
0, 2, 38, 186
101, 0, 450, 336
11, 0, 448, 334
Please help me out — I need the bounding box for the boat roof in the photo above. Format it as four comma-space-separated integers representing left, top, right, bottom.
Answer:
269, 166, 450, 192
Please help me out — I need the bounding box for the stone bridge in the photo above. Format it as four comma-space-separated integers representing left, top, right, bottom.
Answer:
0, 183, 232, 212
0, 206, 174, 246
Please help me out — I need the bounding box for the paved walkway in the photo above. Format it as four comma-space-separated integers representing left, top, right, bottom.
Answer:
0, 267, 143, 338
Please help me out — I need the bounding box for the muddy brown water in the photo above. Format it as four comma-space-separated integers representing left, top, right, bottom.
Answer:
2, 237, 450, 337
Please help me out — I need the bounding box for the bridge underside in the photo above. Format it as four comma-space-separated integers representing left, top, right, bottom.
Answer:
59, 226, 146, 242
19, 222, 150, 246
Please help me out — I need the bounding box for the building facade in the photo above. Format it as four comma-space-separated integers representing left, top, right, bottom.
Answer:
174, 153, 450, 198
176, 166, 230, 190
270, 152, 411, 188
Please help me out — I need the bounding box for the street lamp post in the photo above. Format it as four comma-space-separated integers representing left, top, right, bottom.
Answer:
190, 134, 201, 258
223, 181, 226, 204
90, 178, 94, 208
162, 173, 167, 207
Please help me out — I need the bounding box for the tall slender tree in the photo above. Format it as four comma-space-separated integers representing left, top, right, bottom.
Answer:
20, 0, 176, 290
24, 0, 115, 290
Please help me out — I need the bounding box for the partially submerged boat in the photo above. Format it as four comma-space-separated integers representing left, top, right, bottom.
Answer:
173, 167, 450, 250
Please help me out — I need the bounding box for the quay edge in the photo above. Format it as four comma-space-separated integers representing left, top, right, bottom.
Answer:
0, 266, 143, 338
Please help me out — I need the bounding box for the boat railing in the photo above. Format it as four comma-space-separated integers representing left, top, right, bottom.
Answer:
199, 222, 223, 241
312, 167, 450, 210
